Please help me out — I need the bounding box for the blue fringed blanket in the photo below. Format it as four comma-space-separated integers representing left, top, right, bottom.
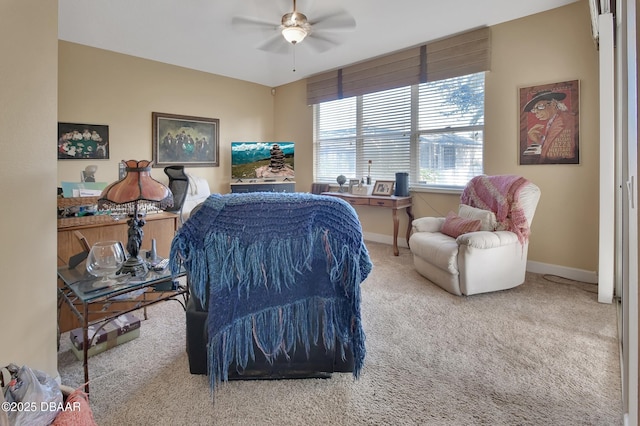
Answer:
169, 192, 372, 390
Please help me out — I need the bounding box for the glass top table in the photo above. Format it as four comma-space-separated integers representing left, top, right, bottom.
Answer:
57, 264, 182, 303
57, 261, 187, 395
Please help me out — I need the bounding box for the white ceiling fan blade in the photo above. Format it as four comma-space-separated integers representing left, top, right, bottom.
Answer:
309, 10, 356, 32
304, 33, 339, 53
257, 33, 291, 54
231, 16, 279, 32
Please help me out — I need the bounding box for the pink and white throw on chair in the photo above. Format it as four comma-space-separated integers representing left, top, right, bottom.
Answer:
460, 174, 531, 245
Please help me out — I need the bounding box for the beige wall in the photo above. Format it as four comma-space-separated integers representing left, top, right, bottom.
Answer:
0, 0, 59, 376
485, 1, 599, 271
273, 80, 313, 192
58, 42, 276, 192
277, 1, 599, 273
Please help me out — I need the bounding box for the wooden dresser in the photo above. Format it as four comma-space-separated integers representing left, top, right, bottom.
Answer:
57, 206, 178, 332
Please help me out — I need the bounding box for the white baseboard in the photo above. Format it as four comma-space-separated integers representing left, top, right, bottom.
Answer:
526, 260, 598, 284
364, 232, 409, 248
364, 232, 599, 284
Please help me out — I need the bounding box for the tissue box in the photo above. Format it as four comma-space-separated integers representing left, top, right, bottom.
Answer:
69, 313, 141, 360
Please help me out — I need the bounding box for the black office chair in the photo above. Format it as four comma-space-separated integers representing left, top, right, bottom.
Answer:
164, 165, 189, 223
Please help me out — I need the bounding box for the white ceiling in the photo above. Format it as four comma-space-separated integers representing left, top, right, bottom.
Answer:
58, 0, 579, 88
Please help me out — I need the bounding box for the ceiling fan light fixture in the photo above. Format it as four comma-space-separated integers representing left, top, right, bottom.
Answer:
282, 26, 307, 44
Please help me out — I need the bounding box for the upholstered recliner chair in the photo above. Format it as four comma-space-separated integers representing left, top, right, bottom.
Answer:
169, 192, 372, 390
409, 175, 541, 296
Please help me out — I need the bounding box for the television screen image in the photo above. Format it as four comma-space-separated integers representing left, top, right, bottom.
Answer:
231, 142, 294, 181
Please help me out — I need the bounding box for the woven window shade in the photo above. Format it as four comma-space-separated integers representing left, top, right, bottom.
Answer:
341, 47, 422, 99
425, 27, 491, 82
307, 70, 342, 105
307, 27, 490, 105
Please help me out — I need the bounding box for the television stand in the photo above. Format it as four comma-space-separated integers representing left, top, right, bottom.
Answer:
230, 181, 295, 193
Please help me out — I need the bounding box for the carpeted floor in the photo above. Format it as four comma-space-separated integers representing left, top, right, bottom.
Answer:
58, 242, 623, 425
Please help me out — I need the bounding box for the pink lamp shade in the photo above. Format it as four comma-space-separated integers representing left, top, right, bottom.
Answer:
98, 160, 173, 210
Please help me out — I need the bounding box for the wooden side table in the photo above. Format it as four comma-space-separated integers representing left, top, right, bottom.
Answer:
322, 192, 414, 256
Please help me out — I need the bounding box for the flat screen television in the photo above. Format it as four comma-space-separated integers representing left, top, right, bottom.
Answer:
231, 142, 295, 181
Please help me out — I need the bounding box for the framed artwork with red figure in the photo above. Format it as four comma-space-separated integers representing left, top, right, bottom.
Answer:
519, 80, 579, 165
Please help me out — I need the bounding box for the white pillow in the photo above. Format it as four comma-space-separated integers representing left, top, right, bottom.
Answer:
458, 204, 497, 231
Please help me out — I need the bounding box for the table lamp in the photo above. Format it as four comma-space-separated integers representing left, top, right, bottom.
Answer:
98, 160, 173, 276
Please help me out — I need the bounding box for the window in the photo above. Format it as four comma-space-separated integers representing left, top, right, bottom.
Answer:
314, 72, 484, 190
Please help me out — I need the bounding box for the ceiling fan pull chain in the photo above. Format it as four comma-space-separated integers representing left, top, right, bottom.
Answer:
292, 45, 296, 72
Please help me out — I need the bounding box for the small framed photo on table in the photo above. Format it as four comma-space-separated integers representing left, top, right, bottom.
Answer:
372, 180, 395, 196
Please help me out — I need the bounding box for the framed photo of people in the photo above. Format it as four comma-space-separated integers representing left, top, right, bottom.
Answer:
58, 122, 109, 160
518, 80, 579, 165
152, 112, 219, 167
372, 180, 395, 196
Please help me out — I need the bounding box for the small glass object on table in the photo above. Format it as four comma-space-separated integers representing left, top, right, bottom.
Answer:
85, 241, 126, 288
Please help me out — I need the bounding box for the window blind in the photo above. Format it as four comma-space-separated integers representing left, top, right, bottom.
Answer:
307, 27, 490, 105
416, 73, 484, 187
358, 86, 412, 182
314, 97, 357, 182
314, 72, 485, 189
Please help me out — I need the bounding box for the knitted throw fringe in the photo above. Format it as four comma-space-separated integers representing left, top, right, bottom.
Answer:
460, 174, 531, 245
207, 296, 362, 387
169, 192, 372, 392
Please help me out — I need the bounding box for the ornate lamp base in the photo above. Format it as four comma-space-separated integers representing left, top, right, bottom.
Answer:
120, 255, 148, 277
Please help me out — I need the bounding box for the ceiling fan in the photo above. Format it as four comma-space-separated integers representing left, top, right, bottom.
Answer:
231, 0, 356, 54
